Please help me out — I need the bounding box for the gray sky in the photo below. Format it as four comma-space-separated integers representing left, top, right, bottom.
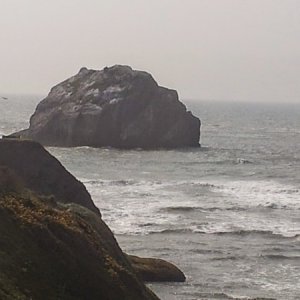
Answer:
1, 0, 300, 102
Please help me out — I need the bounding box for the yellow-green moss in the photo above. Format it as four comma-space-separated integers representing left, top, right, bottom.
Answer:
0, 191, 159, 300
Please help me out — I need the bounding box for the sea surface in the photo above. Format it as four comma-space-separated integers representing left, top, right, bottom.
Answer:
1, 95, 300, 300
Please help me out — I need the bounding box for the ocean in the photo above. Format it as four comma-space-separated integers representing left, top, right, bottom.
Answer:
1, 95, 299, 300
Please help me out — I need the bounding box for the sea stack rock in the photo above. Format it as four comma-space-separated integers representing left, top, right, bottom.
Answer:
17, 65, 200, 148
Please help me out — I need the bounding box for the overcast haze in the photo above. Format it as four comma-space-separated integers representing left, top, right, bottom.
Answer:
1, 0, 300, 103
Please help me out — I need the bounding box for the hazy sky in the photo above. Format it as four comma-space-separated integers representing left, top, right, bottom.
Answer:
1, 0, 300, 102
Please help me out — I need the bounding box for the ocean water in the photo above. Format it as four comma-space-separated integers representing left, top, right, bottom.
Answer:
1, 95, 299, 300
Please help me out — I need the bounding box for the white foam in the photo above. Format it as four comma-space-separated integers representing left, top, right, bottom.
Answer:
212, 179, 300, 210
84, 179, 186, 234
82, 177, 300, 236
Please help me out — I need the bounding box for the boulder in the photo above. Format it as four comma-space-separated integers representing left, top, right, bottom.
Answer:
128, 255, 186, 282
16, 65, 200, 149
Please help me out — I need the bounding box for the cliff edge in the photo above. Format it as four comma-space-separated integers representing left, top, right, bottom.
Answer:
0, 139, 185, 299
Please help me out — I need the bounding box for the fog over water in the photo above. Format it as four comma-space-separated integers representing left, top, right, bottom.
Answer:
1, 0, 300, 103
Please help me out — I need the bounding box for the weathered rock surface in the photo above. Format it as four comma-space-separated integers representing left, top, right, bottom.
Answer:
0, 139, 100, 215
0, 182, 159, 300
128, 255, 186, 282
16, 65, 200, 148
0, 139, 186, 299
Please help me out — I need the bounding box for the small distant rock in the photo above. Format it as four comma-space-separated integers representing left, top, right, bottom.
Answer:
236, 158, 253, 164
14, 65, 200, 149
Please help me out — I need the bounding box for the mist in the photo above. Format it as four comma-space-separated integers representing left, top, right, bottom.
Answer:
1, 0, 300, 103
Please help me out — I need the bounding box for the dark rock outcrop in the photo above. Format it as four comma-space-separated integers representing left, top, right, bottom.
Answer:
0, 139, 186, 299
0, 166, 24, 193
128, 255, 186, 282
16, 65, 200, 148
0, 184, 159, 300
0, 139, 100, 215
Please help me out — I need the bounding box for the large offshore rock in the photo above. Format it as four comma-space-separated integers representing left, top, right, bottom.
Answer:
17, 65, 200, 148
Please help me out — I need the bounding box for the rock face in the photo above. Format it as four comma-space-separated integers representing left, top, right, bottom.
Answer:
17, 65, 200, 148
128, 255, 186, 282
0, 139, 100, 215
0, 139, 186, 299
0, 182, 159, 300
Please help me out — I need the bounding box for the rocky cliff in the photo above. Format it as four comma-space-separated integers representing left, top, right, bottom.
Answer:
0, 139, 185, 299
0, 176, 159, 300
0, 139, 99, 214
16, 65, 200, 148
